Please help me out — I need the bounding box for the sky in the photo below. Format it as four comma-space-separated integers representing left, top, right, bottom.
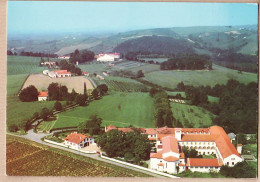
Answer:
7, 2, 258, 35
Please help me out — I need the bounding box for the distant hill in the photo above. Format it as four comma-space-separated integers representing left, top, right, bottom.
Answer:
113, 35, 194, 55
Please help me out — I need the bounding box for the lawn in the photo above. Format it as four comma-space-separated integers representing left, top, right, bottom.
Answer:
144, 64, 257, 89
78, 62, 108, 74
243, 144, 257, 158
37, 116, 57, 132
170, 102, 215, 128
6, 135, 151, 177
53, 92, 155, 129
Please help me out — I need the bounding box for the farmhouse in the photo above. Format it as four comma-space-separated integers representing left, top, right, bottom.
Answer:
38, 91, 48, 101
105, 125, 243, 174
41, 61, 56, 66
83, 71, 89, 76
43, 70, 71, 78
64, 132, 95, 150
97, 53, 120, 62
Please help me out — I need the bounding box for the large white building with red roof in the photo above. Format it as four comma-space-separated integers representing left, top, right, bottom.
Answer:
64, 132, 95, 150
105, 125, 243, 174
97, 53, 120, 62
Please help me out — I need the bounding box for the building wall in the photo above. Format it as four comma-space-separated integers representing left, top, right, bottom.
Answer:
188, 166, 220, 173
38, 96, 47, 101
223, 154, 243, 167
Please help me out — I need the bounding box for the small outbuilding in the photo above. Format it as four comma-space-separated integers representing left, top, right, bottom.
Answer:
38, 91, 48, 101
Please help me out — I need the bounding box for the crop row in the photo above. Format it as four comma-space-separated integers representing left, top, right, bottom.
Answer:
105, 80, 148, 92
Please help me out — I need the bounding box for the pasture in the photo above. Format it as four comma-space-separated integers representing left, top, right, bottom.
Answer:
78, 62, 107, 74
170, 102, 215, 128
53, 92, 155, 129
22, 74, 94, 94
144, 64, 257, 89
6, 135, 151, 177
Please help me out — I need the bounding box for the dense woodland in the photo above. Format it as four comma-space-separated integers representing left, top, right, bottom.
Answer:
69, 49, 95, 64
20, 51, 58, 58
160, 54, 212, 70
59, 60, 82, 75
177, 80, 257, 134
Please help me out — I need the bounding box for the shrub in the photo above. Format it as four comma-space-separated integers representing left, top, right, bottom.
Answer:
8, 124, 19, 132
54, 101, 63, 111
19, 85, 38, 102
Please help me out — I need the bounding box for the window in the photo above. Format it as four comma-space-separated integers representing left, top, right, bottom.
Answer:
227, 162, 229, 165
232, 162, 234, 165
166, 163, 167, 168
231, 158, 235, 160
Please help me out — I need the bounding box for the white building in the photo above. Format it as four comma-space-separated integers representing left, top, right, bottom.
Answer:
38, 91, 48, 101
97, 53, 120, 62
58, 55, 70, 59
105, 125, 243, 174
64, 132, 95, 150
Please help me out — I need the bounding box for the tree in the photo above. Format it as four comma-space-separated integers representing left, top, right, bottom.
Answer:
48, 83, 60, 100
19, 85, 38, 102
92, 88, 99, 100
33, 112, 39, 119
177, 82, 185, 91
84, 82, 87, 95
40, 107, 51, 120
77, 122, 87, 133
8, 124, 18, 132
149, 87, 159, 97
85, 115, 102, 135
75, 94, 87, 106
54, 101, 62, 111
136, 70, 144, 78
97, 84, 108, 95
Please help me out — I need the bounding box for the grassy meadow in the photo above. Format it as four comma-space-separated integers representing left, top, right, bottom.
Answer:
170, 102, 215, 128
53, 92, 155, 129
144, 64, 257, 89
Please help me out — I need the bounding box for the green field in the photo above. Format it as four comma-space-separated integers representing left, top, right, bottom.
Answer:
243, 144, 257, 158
78, 62, 107, 74
208, 96, 219, 103
127, 63, 160, 73
7, 56, 45, 75
53, 92, 155, 129
144, 64, 257, 89
37, 116, 57, 132
170, 102, 215, 128
6, 135, 151, 177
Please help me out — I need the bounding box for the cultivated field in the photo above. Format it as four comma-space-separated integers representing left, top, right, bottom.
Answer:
7, 56, 45, 75
170, 102, 215, 128
53, 92, 155, 129
144, 64, 257, 89
6, 135, 151, 177
22, 74, 94, 93
78, 62, 108, 74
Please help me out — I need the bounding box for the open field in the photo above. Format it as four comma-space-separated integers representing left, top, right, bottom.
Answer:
6, 135, 151, 177
7, 56, 45, 75
142, 58, 168, 63
22, 74, 94, 93
53, 92, 155, 129
170, 103, 215, 128
144, 64, 257, 89
78, 62, 108, 74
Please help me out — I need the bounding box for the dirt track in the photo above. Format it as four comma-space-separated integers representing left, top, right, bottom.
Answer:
22, 74, 94, 94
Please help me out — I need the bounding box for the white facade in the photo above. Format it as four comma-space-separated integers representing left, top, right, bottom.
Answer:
38, 96, 47, 101
223, 154, 243, 167
64, 137, 95, 150
188, 166, 221, 173
97, 54, 115, 62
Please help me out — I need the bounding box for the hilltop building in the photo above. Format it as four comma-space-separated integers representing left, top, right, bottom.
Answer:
105, 125, 243, 174
97, 53, 120, 62
43, 70, 71, 78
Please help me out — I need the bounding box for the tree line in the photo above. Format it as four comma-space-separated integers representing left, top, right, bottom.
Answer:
20, 51, 58, 58
149, 88, 182, 128
69, 49, 95, 64
160, 54, 212, 70
59, 60, 82, 76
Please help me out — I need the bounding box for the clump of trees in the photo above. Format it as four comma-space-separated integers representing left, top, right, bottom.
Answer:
54, 101, 63, 111
182, 146, 202, 158
77, 115, 103, 135
150, 88, 181, 128
220, 162, 256, 178
69, 49, 95, 64
19, 85, 39, 102
96, 129, 151, 164
59, 60, 82, 76
92, 84, 109, 100
160, 54, 212, 70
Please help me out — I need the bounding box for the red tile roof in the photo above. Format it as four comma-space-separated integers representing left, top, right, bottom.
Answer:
162, 136, 179, 154
118, 128, 133, 133
145, 128, 157, 135
209, 126, 240, 158
157, 163, 164, 166
180, 153, 185, 159
150, 152, 163, 159
65, 133, 91, 144
148, 137, 157, 141
38, 91, 48, 97
54, 70, 71, 75
163, 156, 179, 162
181, 134, 215, 142
188, 158, 222, 167
182, 128, 209, 134
179, 163, 186, 166
106, 125, 117, 132
157, 127, 175, 134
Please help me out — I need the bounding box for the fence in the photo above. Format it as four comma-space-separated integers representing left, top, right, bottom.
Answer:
100, 154, 179, 178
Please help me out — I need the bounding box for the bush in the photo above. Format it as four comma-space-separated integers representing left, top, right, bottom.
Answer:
54, 101, 63, 111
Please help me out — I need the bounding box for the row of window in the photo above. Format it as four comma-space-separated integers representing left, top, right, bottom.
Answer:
189, 166, 219, 169
180, 142, 215, 145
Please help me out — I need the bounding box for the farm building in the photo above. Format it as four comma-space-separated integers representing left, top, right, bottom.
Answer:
105, 125, 243, 174
38, 91, 48, 101
64, 132, 95, 150
40, 61, 56, 66
54, 70, 72, 78
58, 55, 70, 59
97, 53, 120, 62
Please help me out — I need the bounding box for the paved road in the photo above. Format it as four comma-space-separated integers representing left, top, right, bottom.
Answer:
9, 130, 167, 178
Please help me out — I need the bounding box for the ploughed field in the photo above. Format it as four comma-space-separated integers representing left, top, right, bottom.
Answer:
144, 64, 257, 89
53, 92, 156, 129
6, 135, 151, 177
22, 74, 94, 94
